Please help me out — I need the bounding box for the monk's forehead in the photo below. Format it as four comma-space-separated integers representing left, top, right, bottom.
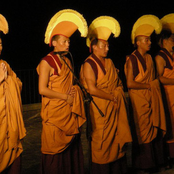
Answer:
98, 39, 108, 45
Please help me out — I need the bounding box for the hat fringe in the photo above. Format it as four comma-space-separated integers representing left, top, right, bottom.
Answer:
44, 9, 88, 44
161, 13, 174, 25
0, 14, 9, 34
89, 16, 121, 37
87, 16, 121, 47
131, 14, 162, 43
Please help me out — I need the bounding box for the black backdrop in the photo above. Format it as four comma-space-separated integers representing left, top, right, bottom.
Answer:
0, 0, 173, 103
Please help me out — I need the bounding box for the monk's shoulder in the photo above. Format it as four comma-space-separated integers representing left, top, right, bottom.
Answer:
42, 53, 53, 63
0, 59, 9, 66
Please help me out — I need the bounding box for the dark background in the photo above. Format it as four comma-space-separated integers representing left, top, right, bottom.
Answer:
0, 0, 173, 95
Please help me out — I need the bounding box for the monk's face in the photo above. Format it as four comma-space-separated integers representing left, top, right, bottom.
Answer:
0, 38, 2, 55
53, 35, 70, 52
137, 36, 151, 52
94, 40, 109, 58
165, 35, 174, 53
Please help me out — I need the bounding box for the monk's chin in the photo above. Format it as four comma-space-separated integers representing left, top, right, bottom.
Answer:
103, 53, 108, 58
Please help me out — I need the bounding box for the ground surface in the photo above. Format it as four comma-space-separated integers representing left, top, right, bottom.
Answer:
21, 104, 174, 174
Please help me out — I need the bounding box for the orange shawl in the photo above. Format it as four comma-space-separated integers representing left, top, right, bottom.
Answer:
80, 56, 132, 164
125, 51, 166, 144
0, 60, 26, 172
37, 56, 86, 154
158, 49, 174, 142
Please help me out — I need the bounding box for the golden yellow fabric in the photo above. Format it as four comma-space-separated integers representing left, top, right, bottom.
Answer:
0, 14, 8, 34
125, 53, 166, 144
37, 57, 86, 154
92, 27, 112, 41
131, 15, 162, 44
86, 16, 121, 47
0, 60, 26, 172
134, 24, 154, 37
44, 9, 88, 45
161, 13, 174, 33
160, 51, 174, 143
50, 21, 78, 40
150, 79, 166, 135
80, 57, 132, 164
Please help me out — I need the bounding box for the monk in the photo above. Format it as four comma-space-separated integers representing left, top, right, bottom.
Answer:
80, 16, 132, 173
155, 29, 174, 166
37, 9, 87, 174
124, 15, 166, 173
0, 15, 26, 173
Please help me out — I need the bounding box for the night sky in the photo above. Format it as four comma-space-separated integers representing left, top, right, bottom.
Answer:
0, 0, 173, 86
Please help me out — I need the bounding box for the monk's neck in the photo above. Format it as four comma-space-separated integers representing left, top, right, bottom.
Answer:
93, 54, 105, 67
137, 48, 147, 59
53, 49, 63, 63
163, 46, 173, 56
97, 57, 105, 63
93, 53, 105, 61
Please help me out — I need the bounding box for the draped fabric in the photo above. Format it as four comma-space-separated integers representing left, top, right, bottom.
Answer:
157, 48, 174, 143
80, 55, 132, 164
37, 52, 86, 154
41, 135, 85, 174
0, 59, 26, 172
124, 50, 166, 145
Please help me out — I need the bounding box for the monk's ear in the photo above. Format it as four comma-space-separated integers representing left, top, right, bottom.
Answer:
163, 39, 168, 46
136, 40, 140, 46
52, 40, 57, 47
92, 44, 97, 51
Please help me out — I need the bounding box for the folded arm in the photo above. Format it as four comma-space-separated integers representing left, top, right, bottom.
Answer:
83, 62, 116, 102
38, 60, 74, 104
126, 59, 150, 89
155, 55, 174, 85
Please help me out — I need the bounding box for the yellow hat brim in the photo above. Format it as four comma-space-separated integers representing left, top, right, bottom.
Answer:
131, 14, 162, 44
0, 14, 8, 34
49, 21, 78, 44
86, 16, 121, 47
161, 13, 174, 33
44, 9, 88, 44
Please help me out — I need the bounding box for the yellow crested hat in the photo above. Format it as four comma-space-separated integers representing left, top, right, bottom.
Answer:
86, 16, 121, 47
44, 9, 88, 45
131, 14, 162, 44
161, 13, 174, 33
0, 14, 9, 34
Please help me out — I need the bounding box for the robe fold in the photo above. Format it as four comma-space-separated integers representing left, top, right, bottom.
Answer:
0, 59, 26, 172
124, 50, 166, 145
37, 52, 86, 154
157, 48, 174, 143
80, 55, 132, 164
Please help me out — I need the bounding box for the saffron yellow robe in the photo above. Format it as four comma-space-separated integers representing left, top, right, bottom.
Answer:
0, 59, 26, 172
80, 55, 132, 164
157, 48, 174, 143
124, 51, 166, 145
37, 54, 86, 154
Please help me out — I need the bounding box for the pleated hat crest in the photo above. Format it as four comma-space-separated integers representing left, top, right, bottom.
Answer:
44, 9, 88, 45
86, 16, 121, 47
161, 13, 174, 33
0, 14, 9, 34
131, 14, 162, 44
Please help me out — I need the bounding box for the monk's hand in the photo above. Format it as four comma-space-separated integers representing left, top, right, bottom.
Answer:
66, 94, 74, 106
147, 84, 151, 91
0, 63, 7, 84
69, 87, 76, 98
111, 94, 117, 104
116, 68, 119, 74
113, 96, 117, 104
